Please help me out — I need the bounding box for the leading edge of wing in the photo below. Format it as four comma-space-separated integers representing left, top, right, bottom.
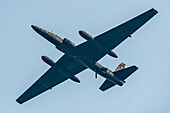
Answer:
16, 54, 87, 104
16, 67, 68, 104
94, 8, 158, 50
76, 8, 158, 62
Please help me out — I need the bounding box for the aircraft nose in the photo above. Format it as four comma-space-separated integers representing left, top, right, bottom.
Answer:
31, 25, 34, 28
31, 25, 43, 34
31, 25, 38, 31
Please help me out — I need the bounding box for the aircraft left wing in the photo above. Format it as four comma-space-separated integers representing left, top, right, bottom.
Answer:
16, 54, 87, 104
16, 67, 68, 104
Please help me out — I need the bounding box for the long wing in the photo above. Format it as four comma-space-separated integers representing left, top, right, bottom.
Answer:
76, 8, 158, 62
16, 67, 67, 104
16, 54, 86, 104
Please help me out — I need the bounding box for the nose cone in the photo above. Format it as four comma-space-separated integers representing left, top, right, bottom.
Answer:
31, 25, 41, 33
31, 25, 62, 46
31, 25, 36, 29
31, 25, 48, 37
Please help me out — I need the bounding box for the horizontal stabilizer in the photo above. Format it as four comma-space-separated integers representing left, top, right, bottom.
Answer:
113, 65, 138, 80
99, 65, 138, 91
99, 79, 116, 91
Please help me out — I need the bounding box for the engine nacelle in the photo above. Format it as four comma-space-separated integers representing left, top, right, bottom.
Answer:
79, 30, 117, 58
79, 30, 94, 41
62, 38, 76, 48
41, 56, 55, 66
70, 75, 80, 83
107, 50, 118, 58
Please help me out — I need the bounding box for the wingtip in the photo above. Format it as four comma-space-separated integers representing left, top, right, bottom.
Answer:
151, 8, 158, 14
31, 25, 35, 29
16, 99, 22, 104
133, 65, 139, 70
99, 87, 105, 92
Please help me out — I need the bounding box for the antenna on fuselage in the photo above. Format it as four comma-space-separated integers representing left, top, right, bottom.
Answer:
95, 72, 97, 79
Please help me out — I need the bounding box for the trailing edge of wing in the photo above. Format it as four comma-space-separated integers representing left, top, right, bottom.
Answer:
16, 67, 68, 104
76, 8, 158, 63
94, 8, 158, 50
16, 54, 87, 104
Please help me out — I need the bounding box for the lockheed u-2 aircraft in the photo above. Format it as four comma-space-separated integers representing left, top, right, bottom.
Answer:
16, 8, 158, 104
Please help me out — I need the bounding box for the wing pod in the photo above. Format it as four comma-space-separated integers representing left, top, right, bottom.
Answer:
79, 30, 118, 58
79, 30, 94, 40
107, 50, 118, 58
62, 38, 76, 48
70, 76, 80, 83
55, 38, 76, 54
41, 56, 55, 66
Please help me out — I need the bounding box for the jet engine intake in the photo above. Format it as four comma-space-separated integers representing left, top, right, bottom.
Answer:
62, 38, 76, 48
101, 67, 108, 72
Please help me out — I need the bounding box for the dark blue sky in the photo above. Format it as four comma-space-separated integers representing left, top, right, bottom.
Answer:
1, 0, 169, 113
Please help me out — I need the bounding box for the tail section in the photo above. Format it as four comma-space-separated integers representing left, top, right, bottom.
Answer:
114, 62, 125, 72
99, 64, 138, 91
113, 65, 138, 81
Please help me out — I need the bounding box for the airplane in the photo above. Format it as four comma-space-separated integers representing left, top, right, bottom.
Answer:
16, 8, 158, 104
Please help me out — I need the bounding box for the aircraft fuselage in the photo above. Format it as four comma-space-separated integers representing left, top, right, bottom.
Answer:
31, 25, 124, 86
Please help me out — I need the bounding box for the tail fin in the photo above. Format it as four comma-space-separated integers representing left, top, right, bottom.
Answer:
114, 62, 125, 72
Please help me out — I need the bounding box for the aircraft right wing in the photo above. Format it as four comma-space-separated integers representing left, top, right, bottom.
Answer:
76, 8, 158, 62
94, 8, 158, 50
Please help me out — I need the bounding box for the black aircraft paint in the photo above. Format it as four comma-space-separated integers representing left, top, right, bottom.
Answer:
16, 8, 158, 104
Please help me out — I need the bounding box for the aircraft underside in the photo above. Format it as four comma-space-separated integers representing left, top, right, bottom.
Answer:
16, 8, 158, 104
